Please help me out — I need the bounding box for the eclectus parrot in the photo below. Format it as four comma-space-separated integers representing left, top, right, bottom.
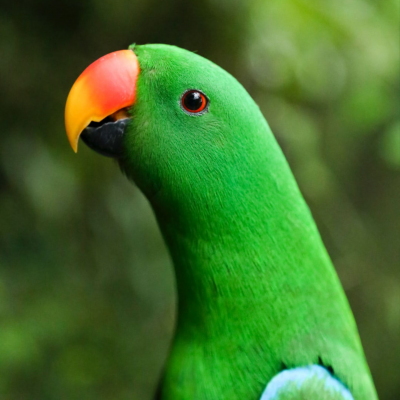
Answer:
65, 44, 378, 400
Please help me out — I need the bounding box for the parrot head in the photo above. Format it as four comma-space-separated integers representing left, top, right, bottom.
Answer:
65, 44, 265, 204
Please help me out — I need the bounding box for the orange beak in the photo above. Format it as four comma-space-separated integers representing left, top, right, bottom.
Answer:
65, 49, 140, 152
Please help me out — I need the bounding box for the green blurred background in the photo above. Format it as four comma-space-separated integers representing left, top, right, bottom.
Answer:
0, 0, 399, 399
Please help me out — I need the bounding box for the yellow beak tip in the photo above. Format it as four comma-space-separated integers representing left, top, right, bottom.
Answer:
67, 134, 79, 153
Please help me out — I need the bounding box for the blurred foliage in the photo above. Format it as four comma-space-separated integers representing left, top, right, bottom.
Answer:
0, 0, 399, 399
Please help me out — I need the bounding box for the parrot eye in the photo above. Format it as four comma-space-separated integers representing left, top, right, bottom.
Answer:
180, 90, 209, 115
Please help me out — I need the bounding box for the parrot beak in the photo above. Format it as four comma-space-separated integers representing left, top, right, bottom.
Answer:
65, 49, 140, 155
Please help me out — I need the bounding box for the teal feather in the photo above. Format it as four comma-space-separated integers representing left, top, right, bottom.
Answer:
261, 365, 354, 400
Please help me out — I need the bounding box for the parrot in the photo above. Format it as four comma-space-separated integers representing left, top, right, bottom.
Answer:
64, 44, 378, 400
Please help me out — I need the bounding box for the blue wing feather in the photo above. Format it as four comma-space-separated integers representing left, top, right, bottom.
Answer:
260, 365, 354, 400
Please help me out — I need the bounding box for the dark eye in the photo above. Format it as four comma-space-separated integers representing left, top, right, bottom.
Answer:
181, 90, 209, 115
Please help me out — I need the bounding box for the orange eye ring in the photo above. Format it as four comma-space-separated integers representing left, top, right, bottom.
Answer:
181, 90, 209, 115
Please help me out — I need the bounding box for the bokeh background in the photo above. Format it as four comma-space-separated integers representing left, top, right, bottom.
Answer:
0, 0, 399, 399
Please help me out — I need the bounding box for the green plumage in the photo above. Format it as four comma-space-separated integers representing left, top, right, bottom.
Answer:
116, 44, 377, 399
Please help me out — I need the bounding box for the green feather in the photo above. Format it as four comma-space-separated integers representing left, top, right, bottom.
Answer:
117, 44, 377, 400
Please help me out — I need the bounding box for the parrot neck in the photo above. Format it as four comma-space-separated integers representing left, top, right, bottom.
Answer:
151, 121, 336, 341
147, 115, 365, 399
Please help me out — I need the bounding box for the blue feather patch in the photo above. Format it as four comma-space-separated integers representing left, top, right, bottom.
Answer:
260, 365, 354, 400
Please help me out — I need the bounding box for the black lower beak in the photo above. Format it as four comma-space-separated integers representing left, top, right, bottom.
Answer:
80, 118, 130, 158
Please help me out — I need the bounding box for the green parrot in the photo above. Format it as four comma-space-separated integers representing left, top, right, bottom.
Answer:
64, 44, 378, 400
